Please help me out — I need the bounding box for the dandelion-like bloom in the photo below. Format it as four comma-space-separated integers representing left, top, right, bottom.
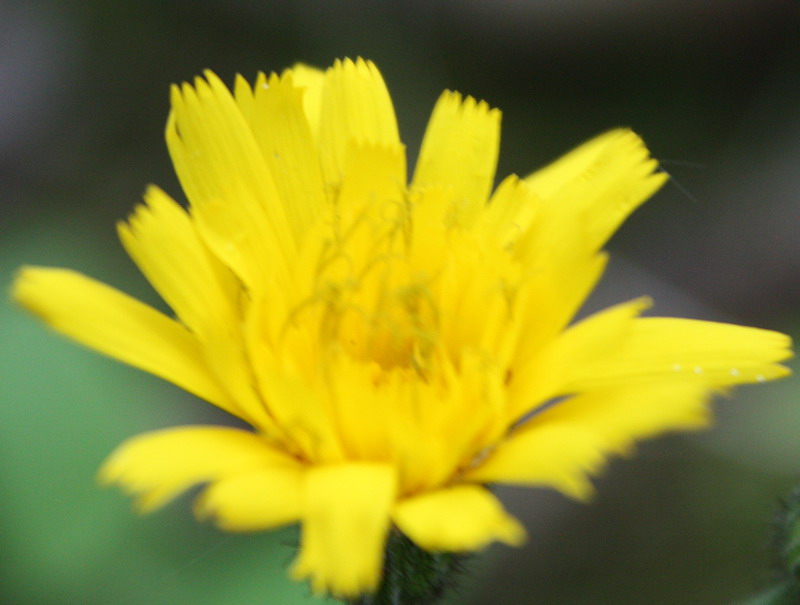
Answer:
13, 58, 792, 598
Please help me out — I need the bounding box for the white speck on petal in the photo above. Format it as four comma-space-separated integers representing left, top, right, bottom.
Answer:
693, 366, 703, 375
756, 374, 766, 382
730, 368, 740, 377
672, 364, 682, 372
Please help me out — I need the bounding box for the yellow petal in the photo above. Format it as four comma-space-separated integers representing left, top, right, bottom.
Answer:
393, 485, 525, 552
166, 71, 295, 283
317, 58, 400, 186
476, 174, 539, 248
119, 188, 278, 430
198, 328, 279, 434
412, 90, 501, 223
167, 71, 275, 216
467, 381, 711, 499
248, 71, 326, 240
285, 63, 326, 138
523, 129, 667, 261
508, 298, 651, 420
189, 199, 275, 290
525, 129, 626, 199
292, 464, 396, 597
255, 368, 345, 463
117, 185, 237, 336
232, 73, 255, 123
507, 252, 609, 368
323, 357, 392, 462
337, 142, 407, 218
99, 426, 299, 512
568, 318, 793, 391
508, 134, 655, 358
12, 266, 234, 412
195, 467, 303, 531
535, 381, 712, 453
464, 424, 604, 500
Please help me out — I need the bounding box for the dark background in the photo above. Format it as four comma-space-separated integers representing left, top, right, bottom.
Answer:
2, 2, 799, 604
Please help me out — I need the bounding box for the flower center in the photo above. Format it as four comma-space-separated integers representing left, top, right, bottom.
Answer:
275, 192, 449, 382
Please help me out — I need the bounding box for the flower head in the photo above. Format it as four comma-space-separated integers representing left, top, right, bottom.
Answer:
13, 58, 792, 598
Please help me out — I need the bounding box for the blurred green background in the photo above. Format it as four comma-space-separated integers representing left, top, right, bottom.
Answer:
2, 2, 800, 604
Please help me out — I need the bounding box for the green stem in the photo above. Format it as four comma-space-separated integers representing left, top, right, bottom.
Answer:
741, 484, 800, 604
346, 530, 466, 605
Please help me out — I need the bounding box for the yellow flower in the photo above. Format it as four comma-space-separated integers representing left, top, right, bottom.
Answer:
13, 58, 792, 598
